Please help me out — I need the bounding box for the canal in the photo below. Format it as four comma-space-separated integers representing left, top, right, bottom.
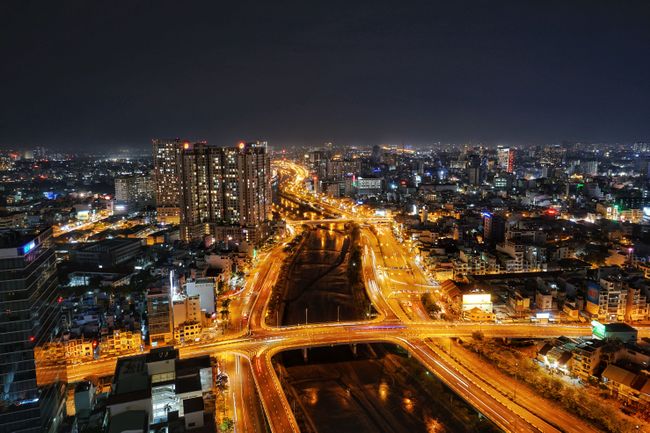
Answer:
272, 223, 373, 326
273, 344, 503, 433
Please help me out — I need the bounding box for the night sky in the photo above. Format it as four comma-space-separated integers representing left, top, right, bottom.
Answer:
1, 1, 649, 150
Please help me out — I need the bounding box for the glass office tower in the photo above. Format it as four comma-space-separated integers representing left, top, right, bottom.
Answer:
0, 228, 60, 433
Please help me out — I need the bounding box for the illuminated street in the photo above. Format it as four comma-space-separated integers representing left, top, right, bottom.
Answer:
4, 5, 650, 432
34, 160, 650, 433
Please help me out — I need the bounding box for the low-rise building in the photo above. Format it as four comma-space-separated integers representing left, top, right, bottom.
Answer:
571, 339, 606, 381
592, 321, 638, 343
585, 277, 627, 321
562, 301, 580, 320
100, 330, 142, 357
106, 347, 214, 431
508, 290, 531, 315
535, 291, 553, 310
34, 338, 96, 364
65, 338, 96, 362
173, 296, 203, 328
353, 176, 383, 196
464, 306, 496, 322
71, 238, 142, 268
462, 292, 493, 314
185, 278, 216, 314
602, 365, 650, 407
147, 290, 173, 346
174, 323, 202, 344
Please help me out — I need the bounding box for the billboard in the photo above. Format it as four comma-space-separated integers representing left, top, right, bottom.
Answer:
462, 293, 492, 313
77, 210, 90, 221
22, 241, 36, 255
586, 282, 600, 304
462, 293, 491, 304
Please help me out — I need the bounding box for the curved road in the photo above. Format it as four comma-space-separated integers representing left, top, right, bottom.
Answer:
37, 161, 650, 433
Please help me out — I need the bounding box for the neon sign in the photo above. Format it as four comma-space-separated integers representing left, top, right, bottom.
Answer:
591, 320, 606, 339
22, 241, 36, 255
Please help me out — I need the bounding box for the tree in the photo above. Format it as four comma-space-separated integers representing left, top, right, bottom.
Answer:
219, 418, 234, 432
220, 298, 231, 321
471, 330, 484, 341
421, 293, 442, 318
215, 373, 230, 418
215, 372, 229, 392
217, 280, 225, 295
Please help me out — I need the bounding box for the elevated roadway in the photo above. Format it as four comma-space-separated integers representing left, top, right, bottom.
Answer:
39, 161, 650, 433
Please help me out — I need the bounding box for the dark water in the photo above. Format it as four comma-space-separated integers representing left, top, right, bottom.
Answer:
273, 344, 503, 433
281, 224, 368, 325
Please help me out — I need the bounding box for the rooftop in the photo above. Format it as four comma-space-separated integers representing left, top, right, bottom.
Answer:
0, 228, 50, 258
112, 355, 149, 395
603, 365, 641, 388
77, 238, 141, 252
604, 323, 637, 333
108, 410, 148, 433
146, 346, 179, 363
175, 355, 211, 378
0, 229, 37, 249
175, 374, 202, 395
74, 381, 93, 393
182, 396, 204, 414
574, 339, 606, 353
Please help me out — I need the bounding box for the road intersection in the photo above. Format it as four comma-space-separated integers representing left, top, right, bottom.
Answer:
39, 161, 650, 433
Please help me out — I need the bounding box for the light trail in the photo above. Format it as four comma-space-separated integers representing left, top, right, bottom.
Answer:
39, 160, 650, 433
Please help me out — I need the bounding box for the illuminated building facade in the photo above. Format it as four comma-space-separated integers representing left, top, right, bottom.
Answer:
482, 211, 506, 246
114, 174, 155, 210
462, 292, 493, 313
466, 155, 483, 186
586, 278, 628, 322
0, 228, 61, 433
152, 138, 188, 224
461, 292, 495, 322
146, 290, 173, 346
177, 141, 271, 243
591, 321, 637, 343
497, 146, 515, 173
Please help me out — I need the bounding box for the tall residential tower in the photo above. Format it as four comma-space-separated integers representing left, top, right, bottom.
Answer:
152, 138, 188, 224
153, 140, 271, 244
497, 146, 515, 173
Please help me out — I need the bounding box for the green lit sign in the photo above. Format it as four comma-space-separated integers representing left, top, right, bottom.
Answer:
591, 320, 606, 339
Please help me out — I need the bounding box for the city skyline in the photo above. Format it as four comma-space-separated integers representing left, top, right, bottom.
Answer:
4, 2, 650, 432
1, 1, 650, 150
4, 138, 650, 432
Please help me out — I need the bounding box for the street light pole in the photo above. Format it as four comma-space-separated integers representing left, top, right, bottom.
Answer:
337, 305, 340, 322
514, 362, 519, 402
305, 307, 308, 325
